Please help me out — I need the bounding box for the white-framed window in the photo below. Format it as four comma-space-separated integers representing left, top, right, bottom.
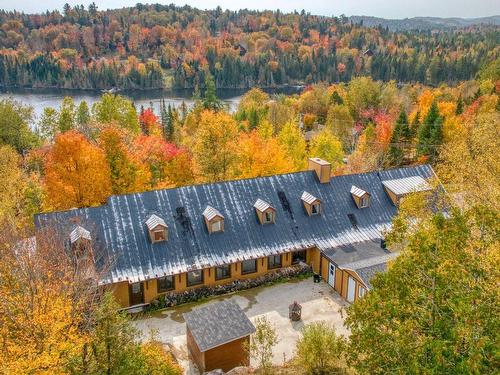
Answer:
211, 220, 222, 233
311, 202, 320, 215
264, 211, 274, 223
153, 229, 166, 241
360, 195, 370, 208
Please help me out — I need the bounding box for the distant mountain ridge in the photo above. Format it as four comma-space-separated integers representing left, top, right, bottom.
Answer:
349, 15, 500, 31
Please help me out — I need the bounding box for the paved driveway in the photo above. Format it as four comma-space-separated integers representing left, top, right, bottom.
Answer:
133, 278, 348, 374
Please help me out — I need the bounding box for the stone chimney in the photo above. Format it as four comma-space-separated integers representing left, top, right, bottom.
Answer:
308, 158, 331, 184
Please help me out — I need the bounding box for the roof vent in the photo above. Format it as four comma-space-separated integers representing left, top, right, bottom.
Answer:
350, 185, 371, 208
203, 205, 224, 234
70, 225, 91, 244
301, 191, 321, 216
254, 199, 276, 225
145, 214, 168, 243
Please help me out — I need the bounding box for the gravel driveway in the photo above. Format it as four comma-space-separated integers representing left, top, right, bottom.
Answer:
133, 278, 348, 374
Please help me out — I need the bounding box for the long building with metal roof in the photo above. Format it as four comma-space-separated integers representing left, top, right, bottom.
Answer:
34, 160, 436, 307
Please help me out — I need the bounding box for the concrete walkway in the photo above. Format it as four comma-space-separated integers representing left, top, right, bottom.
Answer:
133, 278, 348, 374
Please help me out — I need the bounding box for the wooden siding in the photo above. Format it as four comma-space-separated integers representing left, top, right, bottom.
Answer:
186, 326, 205, 372
111, 248, 314, 307
204, 336, 250, 372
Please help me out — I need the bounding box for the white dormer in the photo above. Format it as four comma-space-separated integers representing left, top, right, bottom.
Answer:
254, 199, 276, 225
301, 191, 321, 216
350, 185, 371, 208
203, 205, 224, 234
70, 225, 91, 244
382, 176, 432, 206
145, 214, 168, 243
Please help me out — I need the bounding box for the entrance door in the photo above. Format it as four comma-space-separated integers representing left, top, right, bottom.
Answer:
328, 263, 336, 288
347, 276, 356, 302
129, 282, 144, 306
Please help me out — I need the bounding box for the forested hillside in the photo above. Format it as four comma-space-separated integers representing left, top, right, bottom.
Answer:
0, 4, 499, 89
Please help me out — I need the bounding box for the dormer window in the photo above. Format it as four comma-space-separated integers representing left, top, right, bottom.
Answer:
301, 191, 321, 216
203, 205, 224, 234
69, 225, 94, 267
254, 199, 276, 225
382, 176, 432, 206
145, 214, 168, 243
350, 185, 371, 209
70, 225, 91, 245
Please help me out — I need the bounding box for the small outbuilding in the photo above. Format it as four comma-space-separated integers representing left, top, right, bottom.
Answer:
183, 300, 255, 373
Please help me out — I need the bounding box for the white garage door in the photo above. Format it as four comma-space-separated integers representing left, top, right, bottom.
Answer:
347, 276, 356, 302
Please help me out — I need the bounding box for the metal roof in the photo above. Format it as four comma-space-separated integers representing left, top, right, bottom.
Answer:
203, 205, 224, 221
70, 225, 91, 244
145, 214, 167, 230
301, 191, 320, 205
350, 185, 369, 198
34, 164, 435, 284
381, 175, 431, 196
321, 239, 390, 266
253, 198, 274, 212
183, 300, 255, 352
342, 252, 400, 289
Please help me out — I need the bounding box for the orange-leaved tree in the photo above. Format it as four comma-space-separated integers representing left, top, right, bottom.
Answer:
44, 131, 112, 210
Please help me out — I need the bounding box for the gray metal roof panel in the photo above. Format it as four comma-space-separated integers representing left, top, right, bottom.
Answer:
321, 239, 391, 266
183, 300, 255, 352
342, 252, 400, 289
34, 165, 434, 284
381, 175, 431, 196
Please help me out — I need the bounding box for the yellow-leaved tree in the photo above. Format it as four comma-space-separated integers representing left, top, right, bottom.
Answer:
44, 131, 112, 210
192, 110, 238, 182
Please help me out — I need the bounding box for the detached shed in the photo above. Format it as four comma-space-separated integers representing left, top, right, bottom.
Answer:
183, 300, 255, 373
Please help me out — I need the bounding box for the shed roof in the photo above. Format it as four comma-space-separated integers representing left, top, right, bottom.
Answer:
184, 300, 255, 352
382, 175, 431, 196
203, 205, 224, 221
34, 164, 435, 284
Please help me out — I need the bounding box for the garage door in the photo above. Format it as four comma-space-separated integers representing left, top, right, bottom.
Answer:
347, 276, 356, 302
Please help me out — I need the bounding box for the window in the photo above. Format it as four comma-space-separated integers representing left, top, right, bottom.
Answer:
360, 196, 370, 208
358, 286, 366, 298
153, 230, 166, 242
215, 265, 231, 280
187, 270, 204, 287
241, 259, 257, 274
211, 220, 222, 233
267, 254, 282, 269
264, 211, 274, 223
292, 250, 307, 264
157, 275, 174, 293
311, 203, 320, 215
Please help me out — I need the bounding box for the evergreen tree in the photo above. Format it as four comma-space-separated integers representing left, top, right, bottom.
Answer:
387, 109, 410, 166
202, 75, 224, 112
455, 96, 464, 115
330, 90, 344, 105
417, 101, 443, 161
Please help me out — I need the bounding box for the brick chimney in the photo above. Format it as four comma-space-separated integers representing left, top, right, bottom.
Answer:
308, 158, 331, 183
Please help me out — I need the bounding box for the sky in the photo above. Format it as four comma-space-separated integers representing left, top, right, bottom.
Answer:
1, 0, 499, 19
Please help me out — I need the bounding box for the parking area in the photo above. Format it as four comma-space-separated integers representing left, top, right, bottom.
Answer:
133, 278, 348, 374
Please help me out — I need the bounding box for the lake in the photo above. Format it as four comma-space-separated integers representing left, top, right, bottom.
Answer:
0, 87, 303, 124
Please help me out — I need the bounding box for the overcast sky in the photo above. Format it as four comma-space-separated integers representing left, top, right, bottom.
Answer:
1, 0, 499, 19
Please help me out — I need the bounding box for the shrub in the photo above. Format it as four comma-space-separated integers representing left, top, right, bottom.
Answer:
294, 321, 346, 375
